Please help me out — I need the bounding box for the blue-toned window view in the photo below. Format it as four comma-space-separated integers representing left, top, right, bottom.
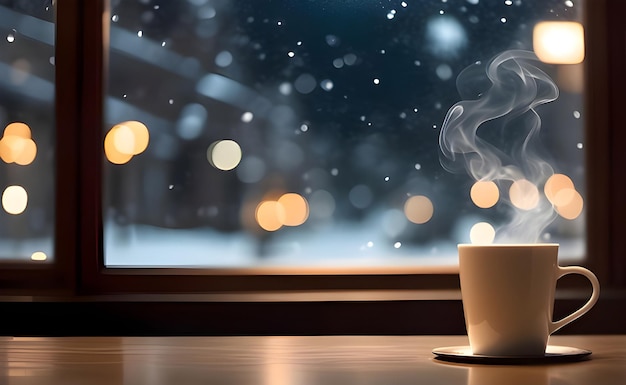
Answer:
0, 1, 55, 263
104, 0, 585, 267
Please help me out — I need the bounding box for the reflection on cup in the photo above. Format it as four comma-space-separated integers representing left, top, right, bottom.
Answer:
459, 243, 599, 356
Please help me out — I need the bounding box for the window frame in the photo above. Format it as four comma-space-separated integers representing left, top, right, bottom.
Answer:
0, 0, 623, 297
78, 0, 619, 294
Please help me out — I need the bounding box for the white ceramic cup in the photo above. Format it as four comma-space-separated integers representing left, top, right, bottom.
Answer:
458, 243, 600, 356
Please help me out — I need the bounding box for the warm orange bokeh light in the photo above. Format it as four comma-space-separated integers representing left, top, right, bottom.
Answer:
104, 121, 149, 164
470, 180, 499, 209
277, 193, 309, 226
554, 189, 584, 220
0, 135, 24, 163
509, 179, 539, 210
121, 121, 150, 155
544, 173, 575, 205
14, 138, 37, 165
113, 124, 136, 155
255, 200, 285, 231
254, 193, 309, 231
4, 122, 31, 138
404, 195, 434, 224
533, 21, 585, 64
104, 129, 133, 164
0, 122, 37, 165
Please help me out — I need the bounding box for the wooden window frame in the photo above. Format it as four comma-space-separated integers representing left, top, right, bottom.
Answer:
0, 0, 625, 336
0, 0, 624, 298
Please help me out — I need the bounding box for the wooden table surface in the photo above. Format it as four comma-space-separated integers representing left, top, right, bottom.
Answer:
1, 335, 625, 384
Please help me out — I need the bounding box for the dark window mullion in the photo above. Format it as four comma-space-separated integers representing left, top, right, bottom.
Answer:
77, 0, 107, 294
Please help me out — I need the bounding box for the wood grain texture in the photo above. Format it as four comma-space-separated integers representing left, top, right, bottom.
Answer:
0, 335, 625, 385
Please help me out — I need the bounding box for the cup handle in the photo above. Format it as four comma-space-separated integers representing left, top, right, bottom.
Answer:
549, 266, 600, 334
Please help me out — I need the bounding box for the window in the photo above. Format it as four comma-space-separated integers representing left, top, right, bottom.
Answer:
103, 0, 586, 269
0, 1, 55, 263
0, 0, 623, 296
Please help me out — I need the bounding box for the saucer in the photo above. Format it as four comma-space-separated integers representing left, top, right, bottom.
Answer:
432, 345, 591, 365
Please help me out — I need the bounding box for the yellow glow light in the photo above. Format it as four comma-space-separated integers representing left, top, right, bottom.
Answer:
552, 187, 576, 207
533, 21, 585, 64
121, 121, 149, 155
2, 185, 28, 215
470, 180, 499, 209
104, 121, 150, 164
31, 251, 48, 261
0, 123, 37, 165
14, 138, 37, 165
509, 179, 539, 210
255, 200, 285, 231
4, 122, 31, 138
112, 124, 136, 155
404, 195, 434, 224
470, 222, 496, 244
277, 193, 309, 226
544, 173, 575, 205
0, 135, 25, 163
555, 189, 584, 220
208, 140, 242, 171
104, 128, 133, 164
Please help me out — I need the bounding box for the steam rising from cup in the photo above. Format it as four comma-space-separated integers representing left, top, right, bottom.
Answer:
439, 50, 562, 243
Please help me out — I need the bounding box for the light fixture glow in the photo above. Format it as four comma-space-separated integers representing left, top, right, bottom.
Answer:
533, 21, 585, 64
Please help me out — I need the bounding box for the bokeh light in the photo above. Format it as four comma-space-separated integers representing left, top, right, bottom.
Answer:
254, 193, 309, 231
544, 173, 575, 205
14, 138, 37, 165
554, 189, 584, 220
208, 140, 242, 171
2, 185, 28, 215
113, 124, 136, 155
123, 121, 150, 154
104, 121, 150, 164
0, 135, 25, 163
4, 122, 31, 138
509, 179, 539, 210
543, 173, 584, 219
552, 187, 576, 207
470, 180, 499, 208
104, 128, 133, 164
31, 251, 48, 261
404, 195, 434, 224
255, 200, 285, 231
0, 122, 37, 165
277, 193, 309, 226
533, 21, 585, 64
470, 222, 496, 244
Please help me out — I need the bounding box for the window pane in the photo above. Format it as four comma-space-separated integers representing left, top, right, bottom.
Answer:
0, 2, 55, 263
104, 0, 585, 268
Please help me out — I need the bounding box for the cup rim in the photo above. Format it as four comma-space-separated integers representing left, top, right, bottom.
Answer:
458, 243, 559, 248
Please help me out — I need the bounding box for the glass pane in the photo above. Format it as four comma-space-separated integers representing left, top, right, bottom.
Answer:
0, 1, 55, 263
104, 0, 585, 268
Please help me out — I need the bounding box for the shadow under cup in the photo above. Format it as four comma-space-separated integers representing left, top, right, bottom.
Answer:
458, 243, 600, 357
